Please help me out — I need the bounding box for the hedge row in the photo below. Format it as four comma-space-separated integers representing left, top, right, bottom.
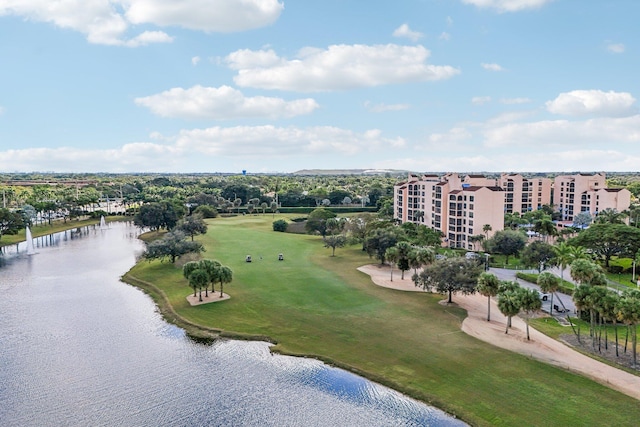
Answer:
515, 272, 574, 295
275, 206, 378, 214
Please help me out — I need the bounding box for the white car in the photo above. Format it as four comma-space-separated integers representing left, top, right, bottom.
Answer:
537, 290, 551, 301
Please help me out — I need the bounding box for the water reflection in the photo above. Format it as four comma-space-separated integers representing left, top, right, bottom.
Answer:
0, 222, 465, 426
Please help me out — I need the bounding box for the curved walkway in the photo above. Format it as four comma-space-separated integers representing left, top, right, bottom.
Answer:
357, 264, 640, 401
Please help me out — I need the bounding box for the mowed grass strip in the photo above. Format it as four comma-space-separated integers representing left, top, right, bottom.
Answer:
126, 215, 640, 426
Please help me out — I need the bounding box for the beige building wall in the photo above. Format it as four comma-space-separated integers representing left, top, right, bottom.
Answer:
498, 174, 552, 214
552, 173, 629, 221
445, 186, 504, 250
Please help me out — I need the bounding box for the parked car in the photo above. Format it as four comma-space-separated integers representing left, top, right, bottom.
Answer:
537, 290, 550, 301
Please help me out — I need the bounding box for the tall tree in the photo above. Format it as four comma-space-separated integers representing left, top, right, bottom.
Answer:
615, 290, 640, 367
188, 269, 210, 302
537, 272, 560, 316
570, 223, 640, 267
476, 272, 501, 321
385, 246, 399, 281
305, 208, 337, 236
395, 241, 413, 279
497, 290, 521, 334
364, 228, 401, 265
484, 229, 527, 264
175, 213, 207, 241
518, 287, 542, 340
521, 241, 555, 272
413, 257, 483, 303
217, 265, 233, 298
0, 208, 25, 242
143, 230, 204, 263
323, 234, 347, 257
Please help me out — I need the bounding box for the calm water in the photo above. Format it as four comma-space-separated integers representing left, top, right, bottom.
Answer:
0, 222, 466, 426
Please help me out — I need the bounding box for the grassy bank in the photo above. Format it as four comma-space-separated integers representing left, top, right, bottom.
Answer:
123, 215, 640, 426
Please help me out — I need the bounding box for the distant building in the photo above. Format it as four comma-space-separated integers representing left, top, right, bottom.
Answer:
497, 174, 552, 214
393, 171, 630, 250
553, 173, 631, 222
394, 173, 505, 250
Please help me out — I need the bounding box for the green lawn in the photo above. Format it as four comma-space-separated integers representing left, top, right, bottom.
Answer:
124, 215, 640, 426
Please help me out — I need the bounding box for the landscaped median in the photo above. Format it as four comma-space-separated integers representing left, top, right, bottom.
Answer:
123, 215, 640, 427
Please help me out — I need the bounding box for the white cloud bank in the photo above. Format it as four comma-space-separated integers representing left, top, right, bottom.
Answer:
546, 90, 637, 117
135, 85, 319, 120
481, 63, 504, 71
0, 0, 283, 46
226, 44, 460, 92
0, 125, 405, 172
461, 0, 553, 13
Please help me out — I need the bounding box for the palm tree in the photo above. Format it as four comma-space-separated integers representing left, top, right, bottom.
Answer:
534, 217, 557, 242
615, 290, 640, 367
537, 272, 559, 316
385, 246, 399, 281
183, 261, 201, 296
482, 224, 492, 239
218, 265, 233, 298
519, 288, 542, 340
477, 272, 501, 321
498, 290, 521, 334
188, 269, 209, 302
199, 259, 221, 295
552, 242, 572, 286
396, 241, 413, 279
594, 208, 627, 225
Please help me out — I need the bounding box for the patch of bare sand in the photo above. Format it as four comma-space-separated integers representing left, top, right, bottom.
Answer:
186, 292, 230, 306
358, 264, 640, 401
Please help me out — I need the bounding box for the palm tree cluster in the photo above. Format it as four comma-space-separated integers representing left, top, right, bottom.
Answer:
183, 259, 233, 302
567, 259, 640, 367
477, 274, 542, 339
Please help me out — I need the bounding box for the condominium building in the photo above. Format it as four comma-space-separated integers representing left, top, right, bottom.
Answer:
394, 172, 630, 249
394, 173, 504, 249
553, 173, 631, 221
497, 174, 552, 214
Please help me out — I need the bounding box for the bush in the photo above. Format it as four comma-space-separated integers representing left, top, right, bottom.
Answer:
272, 219, 288, 232
193, 205, 218, 218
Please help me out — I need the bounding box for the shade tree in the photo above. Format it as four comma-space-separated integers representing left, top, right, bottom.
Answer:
413, 257, 483, 303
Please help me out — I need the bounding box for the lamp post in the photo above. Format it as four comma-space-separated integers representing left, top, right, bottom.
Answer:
485, 253, 490, 271
633, 259, 636, 283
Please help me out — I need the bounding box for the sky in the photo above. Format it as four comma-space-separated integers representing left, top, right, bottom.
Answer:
0, 0, 639, 174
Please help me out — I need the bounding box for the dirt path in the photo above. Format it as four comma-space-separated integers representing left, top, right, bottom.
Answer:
357, 264, 640, 401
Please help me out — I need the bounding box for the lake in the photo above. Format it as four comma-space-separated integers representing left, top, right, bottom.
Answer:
0, 222, 466, 426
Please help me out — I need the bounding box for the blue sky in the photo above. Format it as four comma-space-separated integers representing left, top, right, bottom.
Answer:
0, 0, 638, 174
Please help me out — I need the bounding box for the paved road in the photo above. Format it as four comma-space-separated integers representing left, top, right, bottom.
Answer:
488, 267, 576, 315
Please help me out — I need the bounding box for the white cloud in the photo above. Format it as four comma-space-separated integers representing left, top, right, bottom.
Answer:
546, 90, 637, 117
438, 32, 451, 41
364, 101, 410, 113
191, 56, 201, 66
607, 43, 625, 54
482, 115, 640, 148
472, 96, 492, 105
0, 0, 283, 46
446, 16, 453, 26
428, 127, 473, 146
225, 44, 460, 92
481, 63, 504, 71
135, 85, 319, 120
124, 0, 283, 32
500, 97, 531, 104
392, 24, 424, 42
461, 0, 553, 13
174, 125, 405, 156
0, 125, 405, 172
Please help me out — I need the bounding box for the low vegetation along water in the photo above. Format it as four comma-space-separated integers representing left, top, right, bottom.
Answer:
0, 222, 464, 426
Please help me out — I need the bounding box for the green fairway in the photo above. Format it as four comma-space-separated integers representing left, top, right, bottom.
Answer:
125, 215, 640, 426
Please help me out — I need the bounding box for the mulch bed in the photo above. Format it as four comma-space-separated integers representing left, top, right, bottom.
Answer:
560, 331, 640, 372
